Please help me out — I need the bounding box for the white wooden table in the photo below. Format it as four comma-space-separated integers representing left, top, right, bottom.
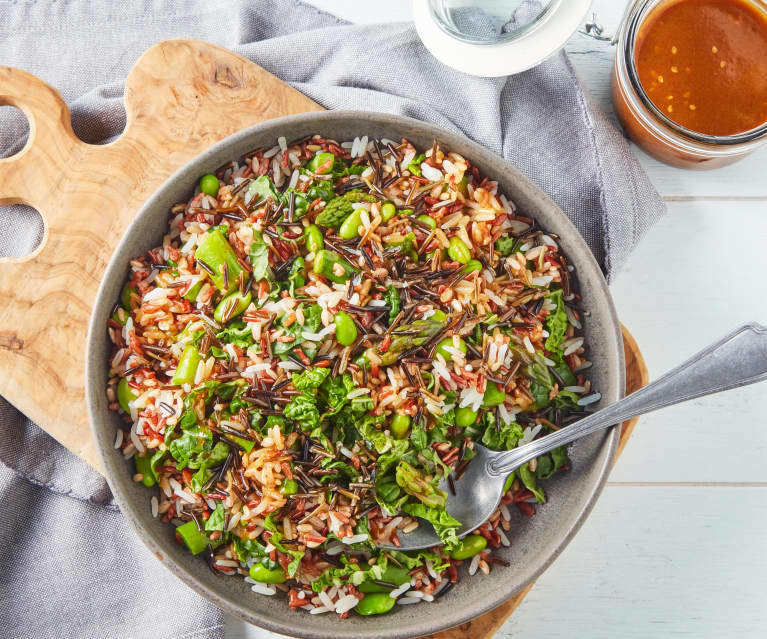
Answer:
227, 2, 767, 637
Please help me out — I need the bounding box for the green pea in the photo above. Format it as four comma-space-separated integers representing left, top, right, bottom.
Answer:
121, 283, 137, 310
172, 344, 201, 386
339, 209, 363, 239
304, 224, 324, 254
380, 201, 397, 222
416, 214, 437, 229
280, 478, 299, 495
199, 173, 220, 197
355, 593, 396, 616
429, 309, 447, 322
449, 534, 487, 560
390, 413, 411, 439
213, 290, 252, 323
455, 406, 478, 428
334, 311, 358, 346
134, 454, 156, 487
306, 151, 335, 175
435, 336, 467, 362
448, 236, 472, 264
249, 562, 287, 584
503, 472, 516, 494
482, 381, 506, 407
462, 259, 482, 274
117, 377, 137, 414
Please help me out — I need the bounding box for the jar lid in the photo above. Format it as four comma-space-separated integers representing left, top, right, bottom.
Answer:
413, 0, 592, 77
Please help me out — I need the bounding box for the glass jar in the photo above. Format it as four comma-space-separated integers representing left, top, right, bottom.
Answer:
612, 0, 767, 169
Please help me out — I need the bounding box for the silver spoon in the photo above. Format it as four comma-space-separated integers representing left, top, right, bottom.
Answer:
387, 323, 767, 550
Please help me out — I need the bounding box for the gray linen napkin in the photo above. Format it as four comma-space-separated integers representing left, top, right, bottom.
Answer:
0, 1, 665, 638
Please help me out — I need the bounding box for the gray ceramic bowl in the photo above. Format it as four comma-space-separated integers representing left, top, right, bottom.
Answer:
86, 111, 624, 639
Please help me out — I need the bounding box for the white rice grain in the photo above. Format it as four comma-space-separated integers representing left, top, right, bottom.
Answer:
335, 594, 359, 614
468, 554, 481, 576
397, 597, 422, 605
251, 583, 277, 596
390, 582, 411, 598
151, 496, 158, 518
318, 591, 334, 609
577, 392, 602, 406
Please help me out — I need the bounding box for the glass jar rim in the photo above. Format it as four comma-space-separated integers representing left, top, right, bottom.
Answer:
622, 0, 767, 146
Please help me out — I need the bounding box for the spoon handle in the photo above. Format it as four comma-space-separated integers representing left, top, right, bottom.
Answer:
487, 323, 767, 477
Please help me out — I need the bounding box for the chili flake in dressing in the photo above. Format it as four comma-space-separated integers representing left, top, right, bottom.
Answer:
635, 0, 767, 136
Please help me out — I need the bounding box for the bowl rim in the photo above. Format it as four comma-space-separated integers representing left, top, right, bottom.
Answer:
86, 109, 624, 639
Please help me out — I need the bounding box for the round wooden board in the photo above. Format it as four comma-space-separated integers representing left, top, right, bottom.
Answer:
0, 40, 649, 639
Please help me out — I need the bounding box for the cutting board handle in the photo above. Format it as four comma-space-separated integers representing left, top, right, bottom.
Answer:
0, 40, 322, 469
0, 67, 83, 246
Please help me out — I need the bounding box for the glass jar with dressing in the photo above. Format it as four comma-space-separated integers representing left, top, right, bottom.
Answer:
612, 0, 767, 169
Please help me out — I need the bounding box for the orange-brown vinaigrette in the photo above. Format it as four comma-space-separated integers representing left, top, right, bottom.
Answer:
635, 0, 767, 136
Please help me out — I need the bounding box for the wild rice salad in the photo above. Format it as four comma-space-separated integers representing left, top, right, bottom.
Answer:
106, 134, 597, 618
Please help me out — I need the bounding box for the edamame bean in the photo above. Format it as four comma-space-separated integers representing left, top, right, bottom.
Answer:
380, 201, 397, 222
503, 472, 516, 494
456, 176, 469, 196
339, 209, 363, 239
462, 259, 482, 274
334, 311, 358, 346
304, 224, 324, 254
358, 566, 411, 593
429, 309, 447, 322
390, 413, 411, 439
199, 173, 220, 197
280, 478, 299, 495
482, 381, 506, 407
449, 534, 487, 560
194, 229, 243, 292
455, 406, 478, 428
117, 377, 137, 413
172, 344, 200, 386
448, 236, 471, 264
435, 336, 467, 362
249, 563, 287, 584
416, 214, 437, 229
355, 593, 396, 616
306, 151, 335, 175
313, 249, 359, 283
213, 290, 252, 323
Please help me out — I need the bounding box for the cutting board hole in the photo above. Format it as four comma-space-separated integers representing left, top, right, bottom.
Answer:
70, 85, 127, 144
0, 204, 44, 259
0, 106, 30, 159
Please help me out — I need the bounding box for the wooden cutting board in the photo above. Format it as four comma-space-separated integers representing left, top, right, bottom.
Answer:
0, 39, 648, 639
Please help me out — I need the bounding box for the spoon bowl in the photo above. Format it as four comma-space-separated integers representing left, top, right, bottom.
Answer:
388, 322, 767, 551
